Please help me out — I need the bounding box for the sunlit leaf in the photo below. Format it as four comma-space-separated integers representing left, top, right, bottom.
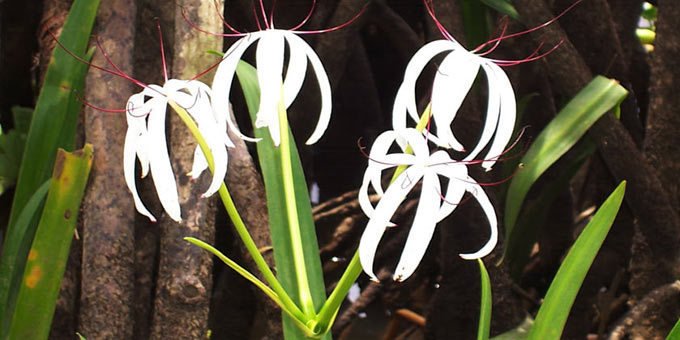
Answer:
477, 260, 492, 340
235, 61, 329, 339
504, 76, 627, 258
527, 182, 626, 339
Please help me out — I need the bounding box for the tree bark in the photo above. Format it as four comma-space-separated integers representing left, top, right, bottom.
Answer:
79, 1, 138, 338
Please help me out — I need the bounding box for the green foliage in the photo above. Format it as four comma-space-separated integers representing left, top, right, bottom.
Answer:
527, 182, 626, 339
236, 61, 329, 339
480, 0, 519, 19
667, 318, 680, 340
7, 146, 93, 340
0, 0, 100, 331
0, 107, 32, 197
477, 260, 492, 340
503, 76, 627, 264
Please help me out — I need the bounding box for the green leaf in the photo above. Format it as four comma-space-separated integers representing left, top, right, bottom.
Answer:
505, 142, 596, 279
667, 318, 680, 340
527, 181, 626, 340
0, 180, 50, 336
0, 0, 100, 326
480, 0, 519, 19
6, 145, 93, 340
504, 76, 627, 256
0, 107, 32, 196
477, 260, 492, 340
491, 316, 532, 340
235, 61, 329, 339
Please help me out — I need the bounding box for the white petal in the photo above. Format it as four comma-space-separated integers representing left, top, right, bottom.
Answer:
282, 34, 307, 109
256, 31, 286, 146
399, 40, 457, 126
126, 93, 151, 177
481, 62, 516, 171
212, 34, 261, 142
146, 97, 182, 222
430, 156, 467, 222
430, 49, 480, 151
359, 166, 425, 280
459, 180, 498, 259
189, 146, 208, 179
400, 128, 431, 161
463, 62, 501, 162
123, 103, 156, 222
393, 171, 441, 281
284, 33, 332, 145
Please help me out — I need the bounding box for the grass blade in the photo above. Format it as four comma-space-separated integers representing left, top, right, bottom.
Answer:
235, 61, 329, 339
504, 76, 627, 258
477, 259, 492, 340
527, 181, 626, 339
480, 0, 519, 19
7, 145, 93, 340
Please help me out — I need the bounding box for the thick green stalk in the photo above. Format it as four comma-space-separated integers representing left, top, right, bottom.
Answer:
169, 101, 305, 322
277, 98, 316, 318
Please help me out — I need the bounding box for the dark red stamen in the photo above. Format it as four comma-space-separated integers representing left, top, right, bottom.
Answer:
258, 0, 270, 29
180, 5, 245, 38
213, 0, 243, 34
294, 3, 367, 35
156, 19, 169, 83
290, 0, 317, 31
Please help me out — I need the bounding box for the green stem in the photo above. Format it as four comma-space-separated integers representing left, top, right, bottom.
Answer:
169, 101, 305, 322
277, 98, 316, 318
314, 105, 433, 331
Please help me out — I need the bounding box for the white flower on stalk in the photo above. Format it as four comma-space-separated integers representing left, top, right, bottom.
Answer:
392, 37, 516, 172
358, 129, 498, 282
125, 79, 232, 222
211, 30, 331, 146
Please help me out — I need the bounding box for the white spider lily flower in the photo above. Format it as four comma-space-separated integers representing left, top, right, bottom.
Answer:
392, 38, 516, 172
358, 129, 498, 282
124, 79, 232, 222
211, 30, 332, 146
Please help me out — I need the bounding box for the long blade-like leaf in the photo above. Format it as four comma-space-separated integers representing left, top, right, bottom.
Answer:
235, 61, 329, 339
668, 318, 680, 340
527, 181, 626, 339
1, 0, 99, 322
6, 0, 98, 230
6, 145, 93, 340
504, 76, 627, 255
477, 260, 492, 340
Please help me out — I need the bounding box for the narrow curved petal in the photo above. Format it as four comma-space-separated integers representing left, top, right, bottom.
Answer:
282, 33, 307, 109
393, 171, 441, 281
212, 34, 261, 142
359, 166, 425, 280
179, 84, 229, 197
481, 62, 516, 171
123, 101, 156, 222
430, 49, 480, 151
256, 31, 286, 145
189, 146, 208, 179
146, 97, 182, 222
462, 62, 501, 162
459, 181, 498, 259
400, 40, 457, 122
126, 93, 150, 177
284, 33, 332, 145
427, 151, 467, 222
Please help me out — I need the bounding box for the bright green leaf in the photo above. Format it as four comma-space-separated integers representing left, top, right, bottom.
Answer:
477, 260, 492, 340
667, 318, 680, 340
504, 76, 627, 255
480, 0, 519, 19
527, 181, 626, 340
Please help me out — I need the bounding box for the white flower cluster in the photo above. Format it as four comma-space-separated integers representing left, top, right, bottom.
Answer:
358, 34, 516, 282
124, 29, 331, 222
